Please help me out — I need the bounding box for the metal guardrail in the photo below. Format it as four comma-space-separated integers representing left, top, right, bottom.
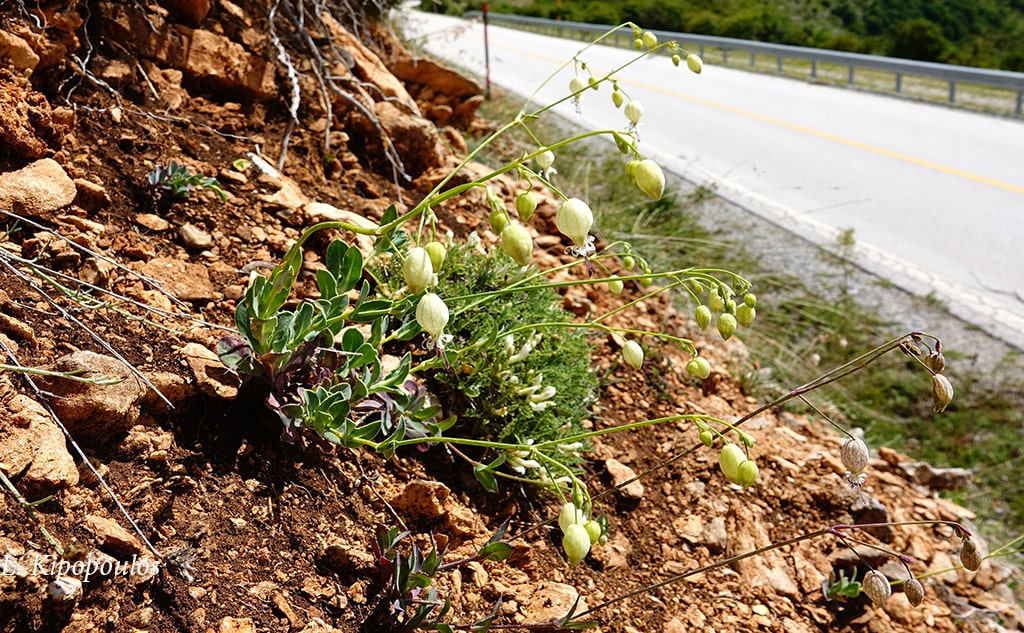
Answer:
464, 11, 1024, 116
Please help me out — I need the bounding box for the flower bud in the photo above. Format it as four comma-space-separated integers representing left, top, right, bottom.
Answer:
633, 38, 644, 50
625, 100, 644, 125
611, 89, 624, 108
642, 31, 658, 49
719, 442, 745, 483
695, 305, 712, 330
489, 209, 509, 235
570, 75, 587, 94
621, 254, 636, 270
960, 536, 983, 571
635, 159, 665, 200
686, 53, 703, 74
515, 190, 539, 221
699, 429, 714, 447
556, 198, 594, 247
623, 340, 644, 370
501, 223, 533, 266
588, 75, 599, 90
736, 459, 759, 488
624, 159, 640, 185
931, 374, 954, 413
904, 577, 925, 607
416, 293, 449, 339
862, 570, 891, 607
671, 54, 681, 67
558, 501, 584, 532
687, 356, 711, 379
613, 132, 631, 154
743, 293, 757, 308
736, 304, 756, 327
841, 437, 869, 477
562, 523, 591, 566
584, 519, 602, 545
403, 247, 434, 295
924, 351, 946, 374
717, 313, 737, 341
425, 241, 447, 271
536, 149, 555, 171
608, 276, 624, 295
709, 288, 725, 312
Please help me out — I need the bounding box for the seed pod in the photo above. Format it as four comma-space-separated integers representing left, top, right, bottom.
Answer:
717, 313, 737, 341
558, 501, 583, 532
501, 223, 533, 266
424, 241, 447, 271
416, 293, 449, 339
736, 459, 759, 488
516, 190, 539, 221
904, 577, 925, 607
562, 523, 591, 565
686, 53, 703, 74
709, 289, 725, 312
699, 429, 714, 447
556, 198, 594, 247
924, 351, 946, 374
960, 536, 983, 571
489, 209, 509, 235
841, 437, 869, 477
690, 356, 711, 379
642, 31, 658, 49
569, 75, 587, 94
931, 374, 954, 413
736, 304, 756, 327
623, 340, 644, 370
672, 54, 681, 66
695, 305, 712, 331
403, 247, 434, 295
743, 293, 757, 308
621, 254, 636, 270
611, 89, 624, 108
584, 519, 602, 545
635, 159, 666, 200
625, 100, 644, 125
862, 570, 892, 607
608, 276, 624, 295
719, 442, 745, 483
536, 149, 555, 171
624, 159, 640, 185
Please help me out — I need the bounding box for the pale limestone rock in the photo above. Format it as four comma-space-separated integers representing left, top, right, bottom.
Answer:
0, 158, 76, 215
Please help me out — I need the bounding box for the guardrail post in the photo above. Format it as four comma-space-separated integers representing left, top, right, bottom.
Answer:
723, 48, 729, 63
949, 81, 956, 104
895, 73, 902, 93
749, 51, 755, 66
1017, 90, 1023, 116
777, 56, 783, 73
848, 65, 855, 85
811, 60, 817, 78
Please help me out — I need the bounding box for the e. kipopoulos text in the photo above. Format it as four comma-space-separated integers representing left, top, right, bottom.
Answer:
2, 553, 157, 583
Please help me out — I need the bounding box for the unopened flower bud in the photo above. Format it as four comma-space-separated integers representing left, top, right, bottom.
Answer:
736, 303, 756, 327
672, 54, 681, 66
562, 523, 591, 565
699, 429, 714, 447
584, 519, 602, 545
536, 149, 555, 171
863, 570, 892, 607
424, 241, 447, 271
501, 223, 533, 266
931, 374, 954, 413
623, 340, 644, 369
736, 459, 759, 488
686, 53, 703, 74
613, 132, 631, 154
635, 159, 665, 200
416, 293, 449, 339
717, 313, 737, 341
960, 536, 983, 571
558, 501, 584, 532
904, 577, 925, 607
743, 293, 757, 308
924, 351, 946, 374
709, 289, 725, 312
611, 89, 624, 108
624, 159, 640, 185
608, 276, 624, 295
633, 38, 644, 50
556, 198, 594, 247
642, 31, 658, 49
516, 190, 539, 221
687, 356, 711, 379
841, 437, 869, 477
570, 75, 587, 94
403, 247, 433, 295
719, 442, 745, 483
621, 254, 636, 270
625, 100, 644, 125
489, 209, 509, 235
588, 75, 600, 90
692, 305, 711, 331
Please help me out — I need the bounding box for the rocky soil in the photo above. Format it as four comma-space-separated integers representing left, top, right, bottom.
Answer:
0, 2, 1022, 632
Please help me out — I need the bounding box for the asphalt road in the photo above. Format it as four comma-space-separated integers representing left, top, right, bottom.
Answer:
401, 11, 1024, 350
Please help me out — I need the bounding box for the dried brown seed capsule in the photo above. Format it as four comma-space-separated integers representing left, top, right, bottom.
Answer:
862, 570, 891, 607
960, 536, 983, 572
924, 351, 946, 374
841, 437, 869, 477
904, 577, 925, 607
931, 374, 954, 413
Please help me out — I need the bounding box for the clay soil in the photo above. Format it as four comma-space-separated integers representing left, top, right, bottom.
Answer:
0, 3, 1020, 633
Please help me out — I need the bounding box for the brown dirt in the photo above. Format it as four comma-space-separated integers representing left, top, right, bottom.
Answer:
0, 3, 1021, 633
